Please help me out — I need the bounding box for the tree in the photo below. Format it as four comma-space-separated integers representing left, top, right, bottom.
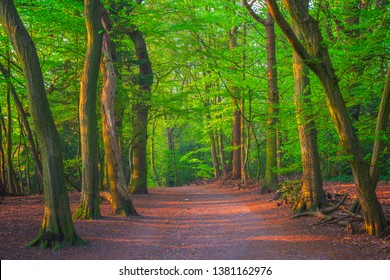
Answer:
243, 0, 279, 193
100, 4, 137, 215
266, 0, 387, 235
73, 0, 104, 219
0, 0, 83, 247
290, 0, 326, 213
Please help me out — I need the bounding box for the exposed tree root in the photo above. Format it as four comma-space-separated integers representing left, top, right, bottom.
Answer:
27, 229, 87, 249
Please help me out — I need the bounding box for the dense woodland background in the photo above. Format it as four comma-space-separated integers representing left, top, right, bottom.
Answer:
0, 0, 389, 248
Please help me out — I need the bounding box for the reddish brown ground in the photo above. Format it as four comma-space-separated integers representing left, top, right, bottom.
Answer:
0, 180, 389, 260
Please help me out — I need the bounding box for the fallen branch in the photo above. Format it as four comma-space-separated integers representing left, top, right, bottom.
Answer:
322, 193, 348, 215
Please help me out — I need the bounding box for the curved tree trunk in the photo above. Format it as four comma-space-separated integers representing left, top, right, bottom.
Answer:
120, 25, 152, 194
100, 5, 137, 216
267, 0, 387, 235
73, 0, 103, 219
0, 0, 83, 247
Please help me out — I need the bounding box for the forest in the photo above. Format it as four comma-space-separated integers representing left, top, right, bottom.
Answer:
0, 0, 389, 257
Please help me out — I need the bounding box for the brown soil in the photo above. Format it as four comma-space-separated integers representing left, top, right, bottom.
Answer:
0, 180, 389, 260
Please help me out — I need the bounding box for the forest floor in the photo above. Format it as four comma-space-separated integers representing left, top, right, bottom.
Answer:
0, 180, 390, 260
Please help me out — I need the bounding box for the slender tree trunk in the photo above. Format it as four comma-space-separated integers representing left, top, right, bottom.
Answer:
210, 130, 221, 178
217, 129, 228, 178
0, 62, 43, 188
100, 5, 137, 216
291, 6, 327, 212
262, 15, 279, 193
0, 0, 83, 247
166, 127, 177, 187
73, 0, 103, 219
5, 79, 17, 194
120, 26, 152, 194
150, 119, 161, 186
267, 0, 387, 235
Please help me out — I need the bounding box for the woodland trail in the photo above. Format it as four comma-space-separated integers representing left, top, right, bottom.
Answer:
0, 182, 389, 259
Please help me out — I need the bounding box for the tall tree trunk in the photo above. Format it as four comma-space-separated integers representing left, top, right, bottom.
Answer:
262, 15, 279, 194
0, 0, 83, 247
150, 119, 161, 186
166, 127, 177, 187
266, 0, 387, 235
5, 77, 17, 194
73, 0, 103, 219
218, 132, 228, 178
100, 5, 137, 216
291, 4, 327, 212
243, 1, 279, 193
120, 26, 152, 195
230, 25, 241, 180
210, 130, 221, 178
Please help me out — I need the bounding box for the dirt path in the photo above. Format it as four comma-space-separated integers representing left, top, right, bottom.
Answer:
0, 183, 389, 259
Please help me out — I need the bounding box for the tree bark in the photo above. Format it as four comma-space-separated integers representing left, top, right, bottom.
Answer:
0, 0, 83, 247
100, 5, 137, 216
243, 1, 279, 193
290, 2, 327, 212
120, 25, 152, 194
266, 0, 387, 235
73, 0, 103, 219
230, 25, 241, 180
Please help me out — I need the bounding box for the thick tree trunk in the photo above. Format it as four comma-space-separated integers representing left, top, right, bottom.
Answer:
120, 26, 152, 194
73, 0, 103, 219
291, 7, 327, 212
262, 16, 279, 194
267, 0, 387, 235
0, 0, 83, 247
100, 6, 137, 216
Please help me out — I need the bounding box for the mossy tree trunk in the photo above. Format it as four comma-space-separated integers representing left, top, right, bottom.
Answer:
120, 25, 152, 194
291, 3, 327, 212
0, 0, 83, 248
267, 0, 387, 235
100, 6, 137, 216
73, 0, 104, 219
243, 1, 279, 193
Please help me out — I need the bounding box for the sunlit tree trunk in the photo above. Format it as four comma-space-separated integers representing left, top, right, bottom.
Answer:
73, 0, 103, 219
120, 26, 152, 194
267, 0, 387, 235
291, 3, 327, 212
100, 5, 137, 216
0, 0, 83, 247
